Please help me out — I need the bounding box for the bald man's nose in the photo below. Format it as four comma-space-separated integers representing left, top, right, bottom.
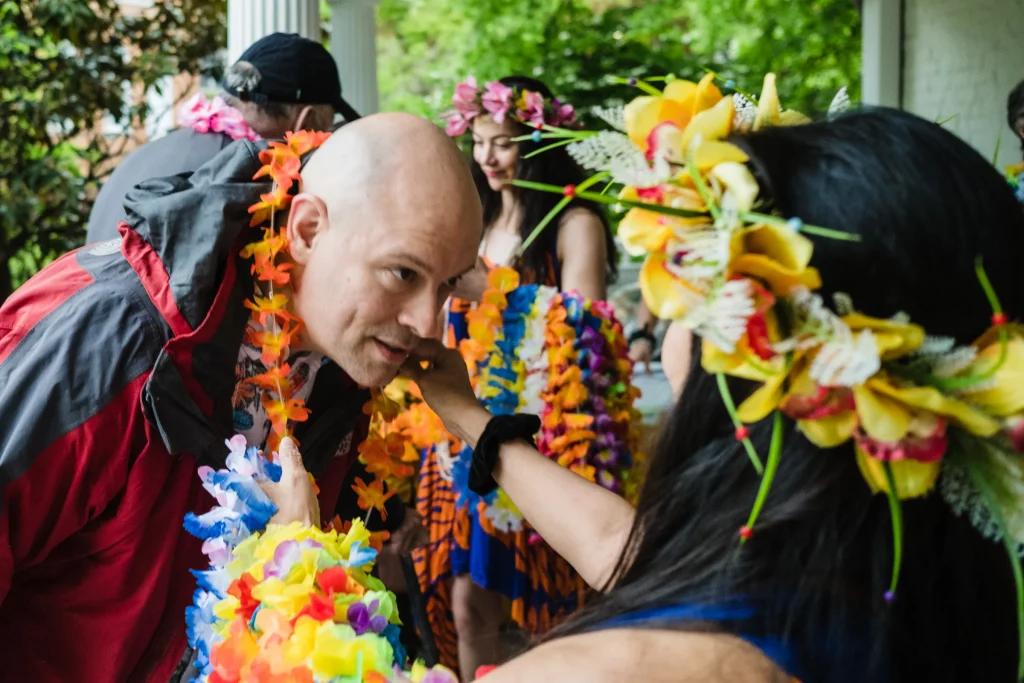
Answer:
398, 292, 444, 341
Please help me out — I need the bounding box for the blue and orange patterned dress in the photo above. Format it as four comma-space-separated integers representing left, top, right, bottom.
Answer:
411, 243, 591, 669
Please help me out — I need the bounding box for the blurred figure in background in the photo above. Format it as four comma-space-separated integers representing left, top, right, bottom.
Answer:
86, 32, 359, 244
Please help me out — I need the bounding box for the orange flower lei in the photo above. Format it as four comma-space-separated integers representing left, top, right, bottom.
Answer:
242, 131, 407, 520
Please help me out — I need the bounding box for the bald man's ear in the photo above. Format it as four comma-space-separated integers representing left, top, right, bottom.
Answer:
286, 193, 330, 265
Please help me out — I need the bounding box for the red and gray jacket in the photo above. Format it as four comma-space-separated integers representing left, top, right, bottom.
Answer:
0, 140, 399, 681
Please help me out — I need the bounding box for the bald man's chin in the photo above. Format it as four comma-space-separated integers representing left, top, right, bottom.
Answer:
339, 342, 407, 388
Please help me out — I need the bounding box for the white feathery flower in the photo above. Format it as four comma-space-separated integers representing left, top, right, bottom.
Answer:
592, 105, 626, 132
917, 335, 956, 356
687, 279, 756, 353
937, 349, 979, 381
567, 131, 665, 187
733, 94, 758, 132
832, 292, 854, 316
827, 87, 850, 119
670, 229, 729, 283
809, 328, 881, 387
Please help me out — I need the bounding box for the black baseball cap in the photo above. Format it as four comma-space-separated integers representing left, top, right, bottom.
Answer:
224, 32, 361, 122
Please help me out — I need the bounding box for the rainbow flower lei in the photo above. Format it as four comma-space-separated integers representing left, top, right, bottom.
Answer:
449, 268, 641, 530
513, 71, 1024, 676
184, 437, 458, 683
442, 76, 578, 136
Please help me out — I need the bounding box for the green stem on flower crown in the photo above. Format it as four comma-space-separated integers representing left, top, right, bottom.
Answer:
686, 151, 721, 222
976, 257, 1004, 315
512, 127, 591, 142
741, 410, 784, 542
701, 68, 760, 104
511, 179, 705, 219
957, 448, 1024, 680
918, 259, 1008, 392
715, 372, 765, 474
882, 462, 904, 602
599, 179, 617, 196
521, 138, 578, 159
517, 172, 611, 254
608, 75, 663, 97
735, 211, 862, 242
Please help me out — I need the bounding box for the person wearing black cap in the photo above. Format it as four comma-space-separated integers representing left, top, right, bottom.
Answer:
86, 32, 360, 244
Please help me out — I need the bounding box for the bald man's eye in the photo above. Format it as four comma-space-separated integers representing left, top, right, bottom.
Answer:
389, 267, 418, 284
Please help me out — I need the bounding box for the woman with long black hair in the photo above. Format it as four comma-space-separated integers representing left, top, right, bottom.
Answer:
400, 105, 1024, 682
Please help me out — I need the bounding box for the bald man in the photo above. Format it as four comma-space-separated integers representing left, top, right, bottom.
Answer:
0, 114, 481, 682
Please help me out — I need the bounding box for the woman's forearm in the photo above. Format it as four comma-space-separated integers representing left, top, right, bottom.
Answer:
450, 405, 635, 589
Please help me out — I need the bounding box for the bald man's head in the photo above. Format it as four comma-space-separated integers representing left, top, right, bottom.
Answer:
285, 112, 482, 386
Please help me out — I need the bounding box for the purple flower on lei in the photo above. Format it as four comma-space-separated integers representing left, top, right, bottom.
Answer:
347, 600, 388, 635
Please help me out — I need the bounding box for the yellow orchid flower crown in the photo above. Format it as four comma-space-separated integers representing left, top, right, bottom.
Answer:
514, 72, 1024, 675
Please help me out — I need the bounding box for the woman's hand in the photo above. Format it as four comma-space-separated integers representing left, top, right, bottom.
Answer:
260, 437, 321, 528
628, 338, 653, 374
400, 338, 489, 445
451, 257, 490, 302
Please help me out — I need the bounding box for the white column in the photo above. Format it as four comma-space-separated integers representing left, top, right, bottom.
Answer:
326, 0, 380, 115
227, 0, 322, 65
861, 0, 903, 107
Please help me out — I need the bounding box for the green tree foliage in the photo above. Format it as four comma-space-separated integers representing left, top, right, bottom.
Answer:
0, 0, 225, 301
376, 0, 860, 124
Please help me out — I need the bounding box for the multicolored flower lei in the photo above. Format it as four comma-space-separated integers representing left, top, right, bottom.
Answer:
451, 268, 641, 531
179, 92, 262, 142
184, 438, 458, 683
442, 76, 578, 136
239, 131, 407, 522
1007, 162, 1024, 204
514, 71, 1024, 676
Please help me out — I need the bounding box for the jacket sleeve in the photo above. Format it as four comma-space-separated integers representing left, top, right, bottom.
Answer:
0, 257, 167, 605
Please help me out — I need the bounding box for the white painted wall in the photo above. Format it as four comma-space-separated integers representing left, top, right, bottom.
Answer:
902, 0, 1024, 168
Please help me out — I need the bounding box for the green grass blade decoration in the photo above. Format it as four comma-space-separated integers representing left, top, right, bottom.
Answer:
736, 211, 861, 242
517, 172, 610, 254
519, 195, 572, 254
608, 75, 663, 97
740, 410, 784, 542
511, 179, 705, 219
956, 443, 1024, 679
522, 138, 577, 159
716, 372, 765, 474
882, 462, 904, 603
923, 258, 1008, 392
993, 131, 1003, 167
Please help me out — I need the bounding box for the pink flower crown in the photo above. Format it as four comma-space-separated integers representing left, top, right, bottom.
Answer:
443, 76, 578, 136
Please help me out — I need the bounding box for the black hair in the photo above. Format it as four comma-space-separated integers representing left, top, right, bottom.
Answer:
544, 108, 1024, 682
469, 75, 617, 285
1007, 78, 1024, 152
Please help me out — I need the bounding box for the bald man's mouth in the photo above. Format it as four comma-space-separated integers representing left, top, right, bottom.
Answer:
373, 337, 413, 364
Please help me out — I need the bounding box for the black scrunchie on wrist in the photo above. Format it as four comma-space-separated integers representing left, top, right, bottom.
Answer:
468, 413, 542, 495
